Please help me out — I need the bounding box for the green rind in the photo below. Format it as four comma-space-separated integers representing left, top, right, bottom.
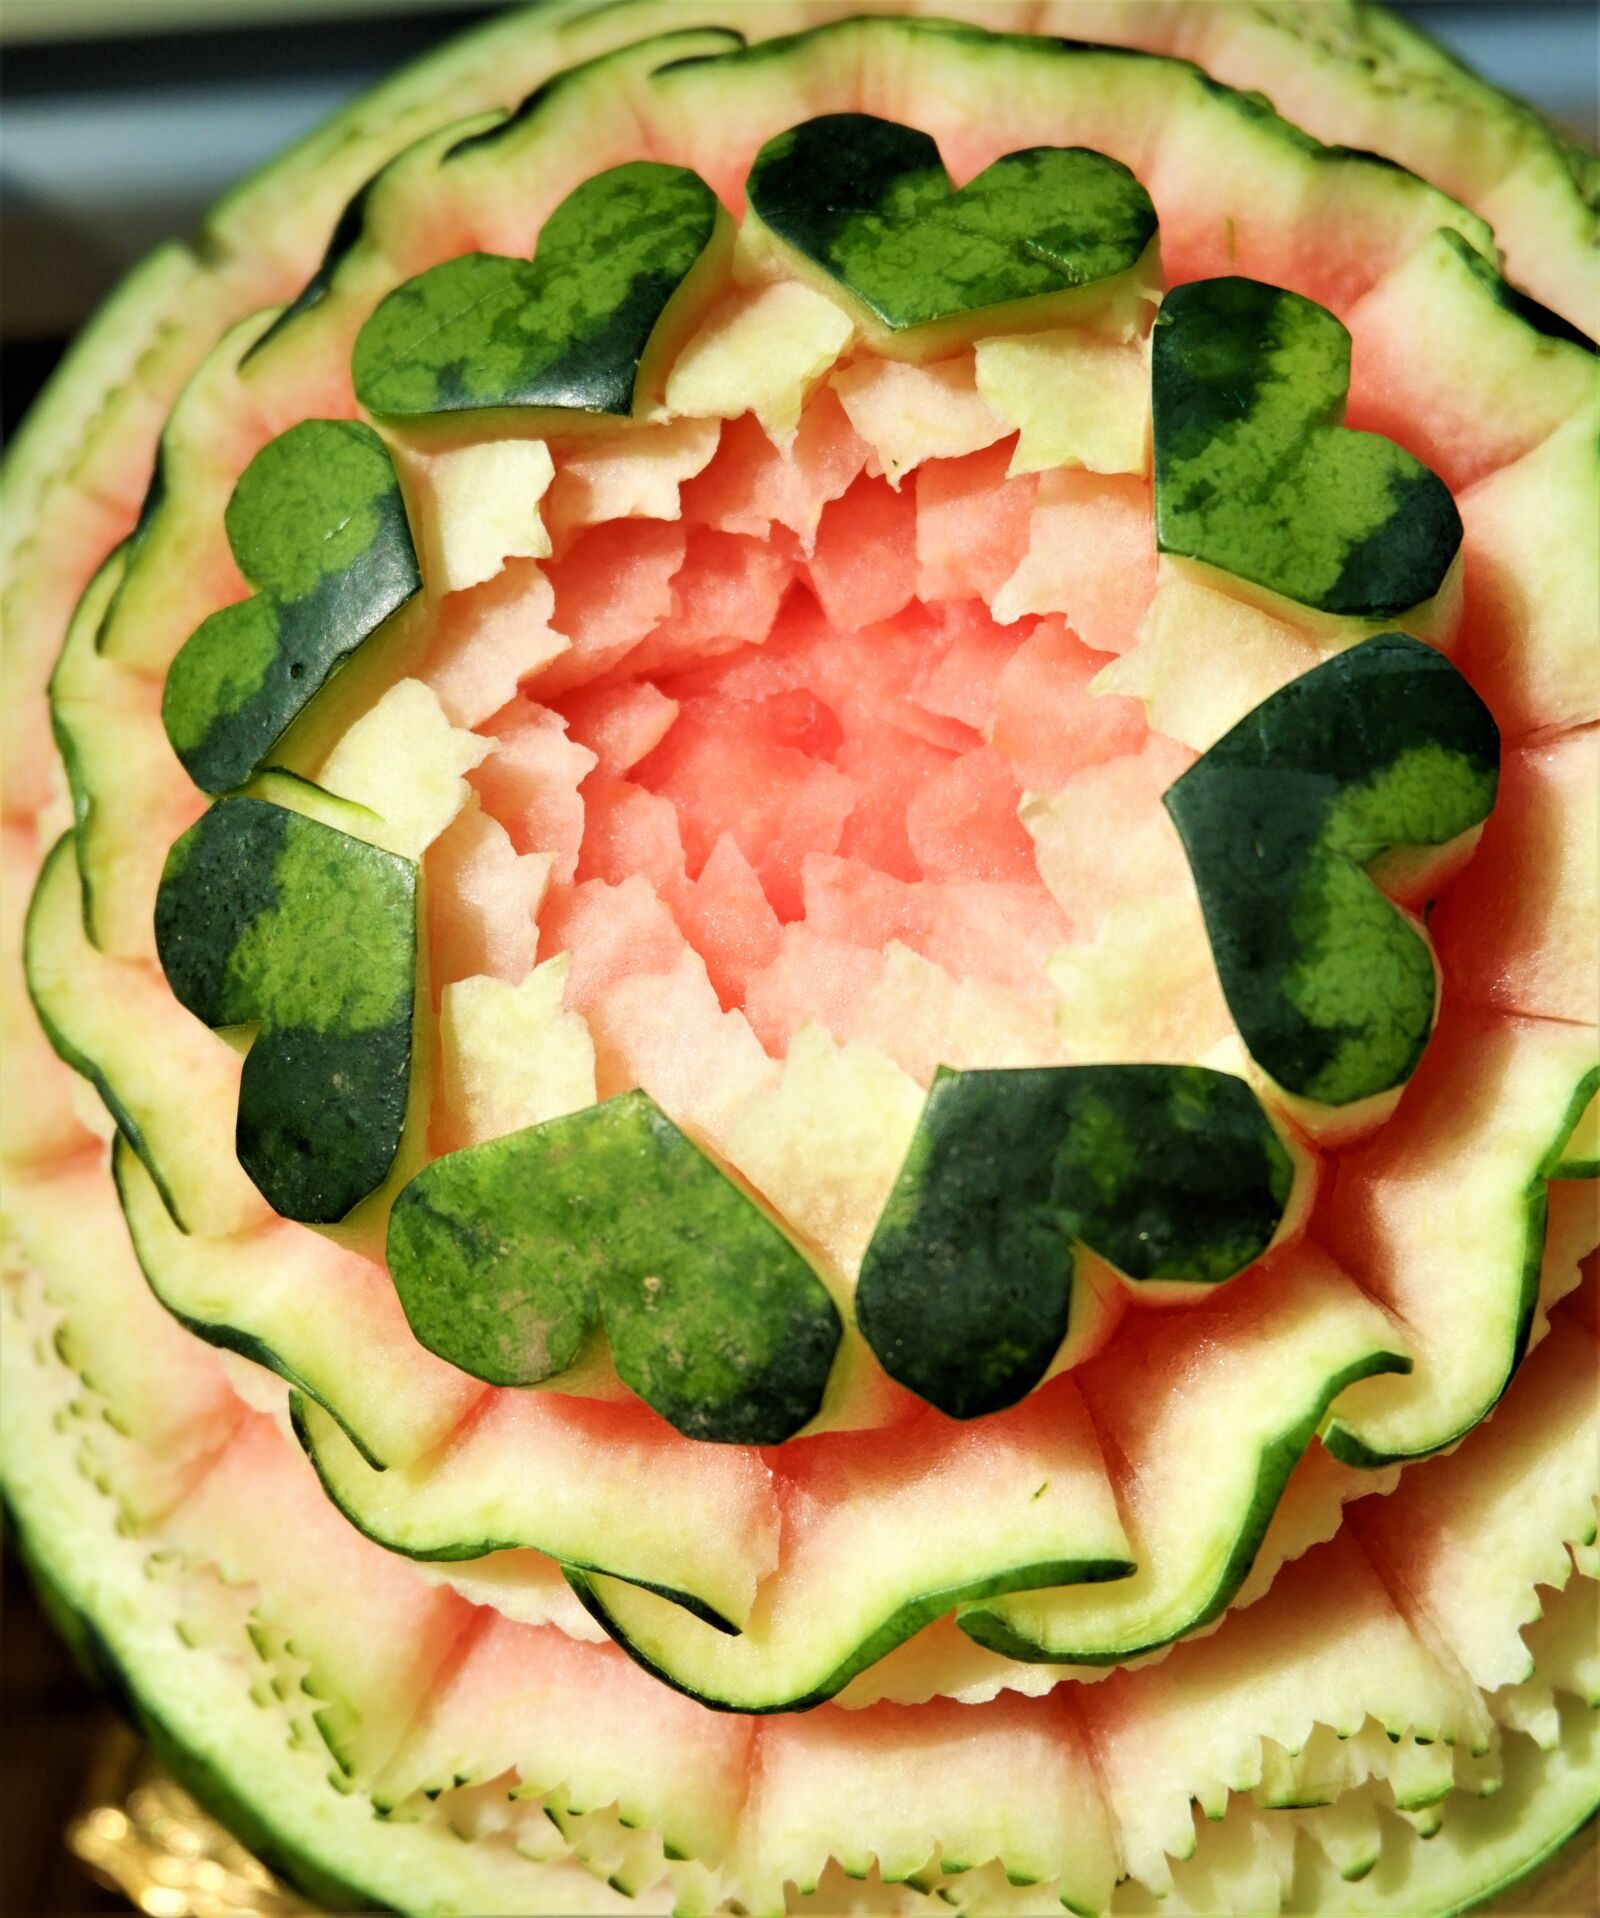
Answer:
1549, 1089, 1600, 1181
530, 1381, 1135, 1713
565, 1546, 1135, 1715
25, 835, 188, 1227
352, 161, 726, 420
0, 1286, 630, 1918
46, 547, 139, 950
1433, 226, 1595, 353
239, 25, 745, 382
1323, 1062, 1600, 1471
855, 1064, 1295, 1421
649, 15, 1495, 262
958, 1345, 1410, 1663
1288, 1700, 1599, 1917
92, 308, 282, 676
388, 1090, 841, 1444
110, 1136, 388, 1472
161, 420, 421, 796
5, 1509, 373, 1914
154, 796, 417, 1225
239, 170, 384, 368
0, 239, 201, 554
745, 111, 1158, 341
1153, 274, 1461, 617
1163, 632, 1499, 1108
288, 1394, 747, 1639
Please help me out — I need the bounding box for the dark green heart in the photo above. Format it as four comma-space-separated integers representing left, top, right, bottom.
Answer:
1163, 633, 1499, 1109
352, 160, 725, 420
856, 1065, 1296, 1422
745, 112, 1158, 339
155, 795, 416, 1224
386, 1091, 841, 1445
1152, 277, 1462, 617
161, 419, 420, 797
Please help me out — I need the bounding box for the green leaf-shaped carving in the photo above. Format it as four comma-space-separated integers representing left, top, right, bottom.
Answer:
1152, 277, 1462, 617
856, 1065, 1297, 1421
386, 1090, 841, 1444
745, 113, 1157, 347
161, 420, 420, 796
352, 161, 727, 420
154, 796, 416, 1224
1163, 633, 1500, 1109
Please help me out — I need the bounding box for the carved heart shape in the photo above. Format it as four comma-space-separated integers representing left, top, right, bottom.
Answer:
162, 420, 420, 797
155, 795, 417, 1224
1164, 633, 1500, 1111
386, 1090, 842, 1445
352, 160, 728, 421
856, 1065, 1298, 1421
1153, 276, 1462, 617
746, 112, 1158, 353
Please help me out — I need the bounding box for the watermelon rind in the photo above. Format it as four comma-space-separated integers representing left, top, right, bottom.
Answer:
3, 2, 1598, 1913
0, 1267, 635, 1918
5, 1232, 1597, 1913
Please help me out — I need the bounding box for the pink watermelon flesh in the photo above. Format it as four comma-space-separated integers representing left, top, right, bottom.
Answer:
913, 601, 1022, 733
429, 344, 1533, 1145
1427, 730, 1600, 1028
915, 439, 1035, 604
471, 704, 596, 882
426, 805, 543, 992
537, 875, 685, 1014
678, 393, 869, 549
537, 519, 685, 696
573, 775, 688, 894
449, 392, 1204, 1097
807, 472, 919, 631
991, 616, 1149, 790
553, 680, 679, 775
672, 833, 784, 1012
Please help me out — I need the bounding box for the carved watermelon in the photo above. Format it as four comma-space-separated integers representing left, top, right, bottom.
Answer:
3, 4, 1595, 1914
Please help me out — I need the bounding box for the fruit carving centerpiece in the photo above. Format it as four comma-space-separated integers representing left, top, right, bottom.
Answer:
3, 6, 1596, 1915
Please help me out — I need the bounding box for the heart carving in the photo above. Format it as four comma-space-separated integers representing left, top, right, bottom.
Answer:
387, 1091, 842, 1445
352, 160, 728, 421
745, 112, 1158, 352
1152, 276, 1462, 617
856, 1064, 1298, 1421
162, 420, 420, 797
1163, 633, 1499, 1110
155, 795, 417, 1224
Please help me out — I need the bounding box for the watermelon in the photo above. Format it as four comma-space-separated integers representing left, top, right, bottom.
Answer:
3, 3, 1595, 1914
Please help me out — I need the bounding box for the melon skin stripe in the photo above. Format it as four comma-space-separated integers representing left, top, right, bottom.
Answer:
957, 1247, 1410, 1664
161, 420, 421, 796
48, 544, 203, 963
6, 1203, 1594, 1913
743, 111, 1159, 353
290, 1387, 777, 1641
0, 1275, 631, 1918
352, 160, 731, 422
1319, 1015, 1600, 1468
24, 833, 267, 1239
154, 795, 417, 1226
0, 0, 1566, 838
386, 1088, 842, 1444
1163, 632, 1499, 1111
113, 1136, 484, 1476
562, 1381, 1134, 1713
0, 3, 1588, 1918
854, 1062, 1298, 1419
1152, 277, 1462, 619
